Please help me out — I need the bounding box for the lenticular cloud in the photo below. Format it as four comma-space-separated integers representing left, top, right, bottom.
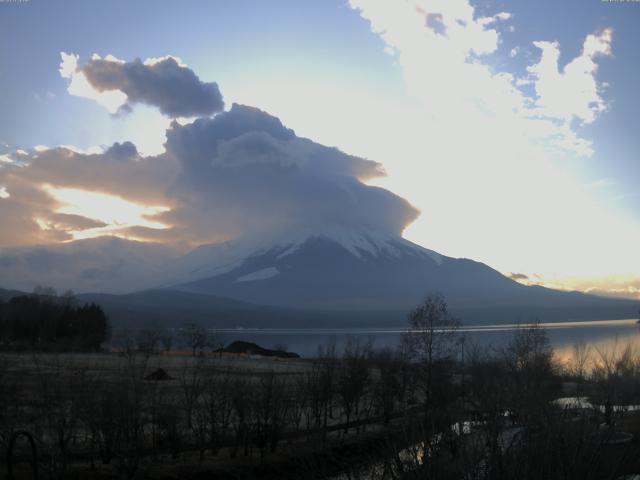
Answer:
0, 56, 420, 251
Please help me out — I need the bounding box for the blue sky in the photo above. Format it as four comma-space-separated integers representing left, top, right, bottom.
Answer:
0, 0, 639, 297
0, 1, 401, 148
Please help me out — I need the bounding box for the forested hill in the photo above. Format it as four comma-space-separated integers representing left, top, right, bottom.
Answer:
0, 290, 109, 351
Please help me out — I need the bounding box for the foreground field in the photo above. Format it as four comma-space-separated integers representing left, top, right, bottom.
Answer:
0, 347, 424, 479
4, 321, 640, 479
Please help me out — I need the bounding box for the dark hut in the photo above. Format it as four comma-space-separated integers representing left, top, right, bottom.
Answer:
145, 368, 173, 381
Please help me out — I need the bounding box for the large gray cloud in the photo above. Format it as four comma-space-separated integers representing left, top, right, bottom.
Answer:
160, 104, 419, 241
0, 143, 176, 246
0, 104, 419, 249
80, 56, 224, 117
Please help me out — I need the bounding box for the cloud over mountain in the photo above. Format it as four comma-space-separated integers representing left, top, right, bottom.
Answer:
160, 104, 419, 243
0, 54, 419, 251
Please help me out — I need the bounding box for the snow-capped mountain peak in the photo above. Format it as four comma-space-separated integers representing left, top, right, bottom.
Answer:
160, 226, 443, 288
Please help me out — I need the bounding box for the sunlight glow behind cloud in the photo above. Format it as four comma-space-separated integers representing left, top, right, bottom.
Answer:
60, 52, 128, 114
43, 185, 170, 240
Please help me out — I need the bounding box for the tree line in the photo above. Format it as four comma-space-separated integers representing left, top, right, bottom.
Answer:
0, 287, 110, 351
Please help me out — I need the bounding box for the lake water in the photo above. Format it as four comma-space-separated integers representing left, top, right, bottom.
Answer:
215, 318, 640, 360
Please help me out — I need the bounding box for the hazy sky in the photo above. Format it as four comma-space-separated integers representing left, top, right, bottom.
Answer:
0, 0, 639, 298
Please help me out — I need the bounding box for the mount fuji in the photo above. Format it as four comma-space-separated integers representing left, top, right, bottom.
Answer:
1, 227, 636, 327
141, 226, 636, 324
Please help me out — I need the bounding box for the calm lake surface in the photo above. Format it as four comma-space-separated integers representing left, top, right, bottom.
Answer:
215, 319, 640, 359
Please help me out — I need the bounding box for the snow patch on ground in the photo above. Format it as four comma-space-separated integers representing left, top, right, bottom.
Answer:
235, 267, 280, 283
275, 243, 300, 260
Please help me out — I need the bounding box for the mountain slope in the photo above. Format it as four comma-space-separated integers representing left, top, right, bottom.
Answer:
1, 229, 636, 327
173, 229, 637, 318
0, 237, 182, 294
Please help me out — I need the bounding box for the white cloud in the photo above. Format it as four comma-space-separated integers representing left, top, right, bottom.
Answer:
57, 144, 104, 155
584, 28, 613, 57
345, 0, 639, 288
143, 55, 187, 67
59, 52, 79, 79
43, 185, 170, 240
527, 28, 613, 124
478, 11, 511, 26
60, 52, 128, 114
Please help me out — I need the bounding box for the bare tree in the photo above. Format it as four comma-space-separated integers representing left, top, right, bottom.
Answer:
568, 341, 592, 398
372, 347, 402, 425
202, 368, 235, 455
32, 355, 83, 475
502, 323, 557, 426
592, 341, 640, 406
286, 373, 309, 436
182, 322, 208, 357
160, 329, 173, 354
402, 294, 460, 423
315, 339, 338, 438
338, 336, 372, 433
136, 325, 162, 355
230, 377, 251, 459
402, 294, 460, 364
178, 360, 206, 460
250, 370, 289, 459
